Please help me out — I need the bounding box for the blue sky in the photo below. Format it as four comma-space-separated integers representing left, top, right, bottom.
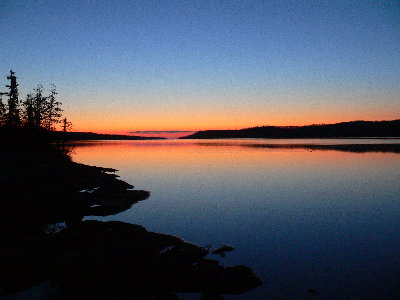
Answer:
1, 0, 399, 132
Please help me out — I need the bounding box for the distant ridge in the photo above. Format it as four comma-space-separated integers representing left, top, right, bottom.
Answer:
52, 131, 166, 141
180, 120, 400, 139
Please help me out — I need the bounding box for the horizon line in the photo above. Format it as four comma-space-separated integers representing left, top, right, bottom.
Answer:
129, 119, 400, 133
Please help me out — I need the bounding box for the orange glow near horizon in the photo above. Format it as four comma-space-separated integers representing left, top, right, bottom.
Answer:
67, 103, 400, 136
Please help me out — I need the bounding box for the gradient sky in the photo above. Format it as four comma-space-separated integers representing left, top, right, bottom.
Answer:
1, 0, 399, 134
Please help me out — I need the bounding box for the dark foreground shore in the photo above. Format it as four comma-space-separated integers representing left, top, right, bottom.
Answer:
0, 146, 261, 299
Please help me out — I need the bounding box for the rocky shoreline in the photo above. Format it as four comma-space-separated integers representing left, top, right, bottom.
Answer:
0, 146, 261, 299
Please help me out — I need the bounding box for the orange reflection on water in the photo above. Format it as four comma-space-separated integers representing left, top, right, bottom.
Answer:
71, 140, 399, 177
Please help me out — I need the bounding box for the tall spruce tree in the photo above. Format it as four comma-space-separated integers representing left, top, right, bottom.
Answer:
6, 70, 20, 127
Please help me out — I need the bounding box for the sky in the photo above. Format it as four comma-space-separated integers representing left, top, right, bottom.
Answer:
1, 0, 399, 136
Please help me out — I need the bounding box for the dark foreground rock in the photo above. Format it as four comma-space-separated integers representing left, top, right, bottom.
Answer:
0, 148, 149, 237
0, 147, 262, 299
0, 221, 262, 299
57, 221, 261, 297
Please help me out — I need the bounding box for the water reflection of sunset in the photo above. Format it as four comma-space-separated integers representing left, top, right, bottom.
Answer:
72, 139, 400, 299
72, 140, 399, 174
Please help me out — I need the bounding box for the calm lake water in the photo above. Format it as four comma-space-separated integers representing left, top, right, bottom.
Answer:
71, 139, 400, 299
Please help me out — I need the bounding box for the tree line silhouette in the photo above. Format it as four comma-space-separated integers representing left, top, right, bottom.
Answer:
181, 120, 400, 139
0, 70, 69, 131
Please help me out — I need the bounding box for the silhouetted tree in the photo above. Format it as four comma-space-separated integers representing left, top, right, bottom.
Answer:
1, 70, 67, 132
44, 84, 62, 130
61, 117, 73, 132
22, 94, 34, 128
6, 70, 20, 127
32, 85, 47, 129
0, 92, 7, 126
